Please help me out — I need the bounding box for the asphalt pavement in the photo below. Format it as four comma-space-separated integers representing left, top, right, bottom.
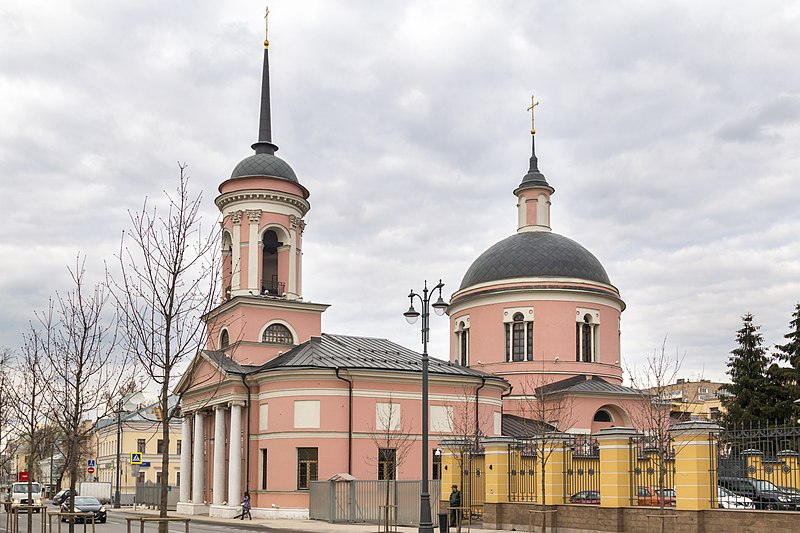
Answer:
113, 507, 498, 533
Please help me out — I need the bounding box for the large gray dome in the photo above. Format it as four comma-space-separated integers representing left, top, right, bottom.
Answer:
459, 231, 611, 290
231, 153, 298, 182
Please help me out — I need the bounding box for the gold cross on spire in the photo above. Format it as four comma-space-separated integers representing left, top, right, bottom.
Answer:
527, 94, 539, 135
264, 6, 270, 49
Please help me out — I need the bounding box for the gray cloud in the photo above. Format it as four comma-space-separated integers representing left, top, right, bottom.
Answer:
2, 0, 799, 385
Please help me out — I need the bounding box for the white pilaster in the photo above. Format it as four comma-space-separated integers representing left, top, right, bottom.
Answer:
192, 411, 205, 504
212, 406, 227, 505
179, 415, 192, 503
227, 402, 243, 507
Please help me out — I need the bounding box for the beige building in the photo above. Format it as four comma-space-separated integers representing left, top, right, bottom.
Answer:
92, 398, 182, 503
655, 378, 727, 422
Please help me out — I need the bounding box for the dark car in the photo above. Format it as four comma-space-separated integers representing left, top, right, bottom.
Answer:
718, 477, 800, 511
570, 490, 600, 504
52, 489, 77, 506
60, 496, 107, 523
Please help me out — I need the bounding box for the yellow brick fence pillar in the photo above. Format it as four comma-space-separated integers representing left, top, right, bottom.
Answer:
597, 427, 639, 507
671, 420, 722, 511
438, 439, 464, 503
483, 437, 514, 503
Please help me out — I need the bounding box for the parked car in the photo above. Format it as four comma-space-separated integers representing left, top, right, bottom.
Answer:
718, 477, 800, 510
60, 496, 106, 523
779, 486, 800, 498
637, 486, 675, 507
52, 489, 77, 506
717, 485, 754, 509
570, 490, 600, 504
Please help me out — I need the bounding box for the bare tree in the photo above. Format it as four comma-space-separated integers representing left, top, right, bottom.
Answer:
516, 372, 577, 533
110, 164, 219, 527
366, 395, 415, 532
40, 258, 129, 531
625, 337, 685, 529
0, 348, 15, 485
8, 322, 53, 533
440, 383, 493, 533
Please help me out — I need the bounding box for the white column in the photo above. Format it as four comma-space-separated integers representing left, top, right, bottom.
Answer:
179, 415, 192, 503
227, 403, 243, 507
231, 211, 242, 291
212, 406, 227, 505
288, 217, 298, 297
191, 411, 205, 504
247, 210, 261, 291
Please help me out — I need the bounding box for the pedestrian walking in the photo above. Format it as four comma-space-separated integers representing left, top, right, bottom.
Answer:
449, 484, 462, 528
234, 491, 252, 520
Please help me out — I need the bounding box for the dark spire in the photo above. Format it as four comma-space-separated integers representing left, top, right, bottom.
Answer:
517, 95, 550, 190
251, 7, 279, 155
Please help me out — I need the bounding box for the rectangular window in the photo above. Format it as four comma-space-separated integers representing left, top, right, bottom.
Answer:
512, 321, 525, 361
157, 439, 165, 454
137, 439, 146, 453
432, 450, 441, 480
297, 448, 318, 490
378, 448, 396, 480
137, 472, 145, 483
176, 440, 181, 455
261, 449, 268, 490
526, 322, 533, 361
176, 472, 180, 487
156, 472, 163, 484
505, 323, 511, 362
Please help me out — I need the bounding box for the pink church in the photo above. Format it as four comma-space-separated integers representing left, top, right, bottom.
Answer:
175, 24, 639, 519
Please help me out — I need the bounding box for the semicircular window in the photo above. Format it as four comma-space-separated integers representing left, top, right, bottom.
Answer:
593, 410, 612, 423
220, 329, 230, 349
263, 323, 293, 344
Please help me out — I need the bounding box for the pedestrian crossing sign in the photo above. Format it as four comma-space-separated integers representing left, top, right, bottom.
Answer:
130, 453, 143, 464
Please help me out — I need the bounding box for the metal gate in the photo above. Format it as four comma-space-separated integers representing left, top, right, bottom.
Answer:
629, 434, 675, 506
460, 453, 485, 523
508, 442, 538, 502
564, 435, 600, 502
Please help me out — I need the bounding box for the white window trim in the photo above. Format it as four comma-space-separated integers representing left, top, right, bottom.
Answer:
503, 307, 534, 323
258, 320, 298, 345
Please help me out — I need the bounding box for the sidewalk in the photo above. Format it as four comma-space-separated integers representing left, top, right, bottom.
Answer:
114, 507, 498, 533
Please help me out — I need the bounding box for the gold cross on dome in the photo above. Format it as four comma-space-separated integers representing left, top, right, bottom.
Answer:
527, 95, 539, 135
264, 6, 270, 48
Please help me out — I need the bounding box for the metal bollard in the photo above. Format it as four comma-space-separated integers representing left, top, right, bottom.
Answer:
438, 511, 449, 533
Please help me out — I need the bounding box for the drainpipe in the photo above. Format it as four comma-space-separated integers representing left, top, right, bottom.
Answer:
241, 374, 252, 491
334, 368, 353, 474
475, 377, 486, 445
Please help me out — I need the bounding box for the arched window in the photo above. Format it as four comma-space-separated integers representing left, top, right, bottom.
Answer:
262, 229, 284, 295
263, 323, 293, 344
505, 312, 533, 362
456, 321, 469, 366
593, 410, 612, 423
576, 311, 599, 363
219, 329, 230, 349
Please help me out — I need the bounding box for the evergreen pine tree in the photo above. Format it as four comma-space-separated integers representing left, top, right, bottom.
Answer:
773, 303, 800, 417
720, 313, 786, 426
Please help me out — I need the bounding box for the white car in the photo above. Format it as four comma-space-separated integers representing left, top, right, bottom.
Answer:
718, 485, 753, 509
11, 482, 44, 511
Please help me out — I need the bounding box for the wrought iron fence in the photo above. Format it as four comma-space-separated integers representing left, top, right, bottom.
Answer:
565, 435, 600, 503
508, 442, 538, 502
459, 452, 485, 523
713, 421, 800, 509
629, 434, 675, 507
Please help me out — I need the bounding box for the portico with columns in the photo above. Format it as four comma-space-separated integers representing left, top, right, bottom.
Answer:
177, 400, 246, 517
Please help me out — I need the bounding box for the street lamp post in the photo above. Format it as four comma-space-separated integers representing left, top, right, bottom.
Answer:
404, 279, 448, 533
114, 399, 122, 509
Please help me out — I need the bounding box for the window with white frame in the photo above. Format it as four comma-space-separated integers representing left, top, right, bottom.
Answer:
576, 308, 600, 362
503, 308, 534, 362
454, 317, 470, 366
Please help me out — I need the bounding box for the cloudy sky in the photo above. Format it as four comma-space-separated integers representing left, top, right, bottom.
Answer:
1, 1, 799, 383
